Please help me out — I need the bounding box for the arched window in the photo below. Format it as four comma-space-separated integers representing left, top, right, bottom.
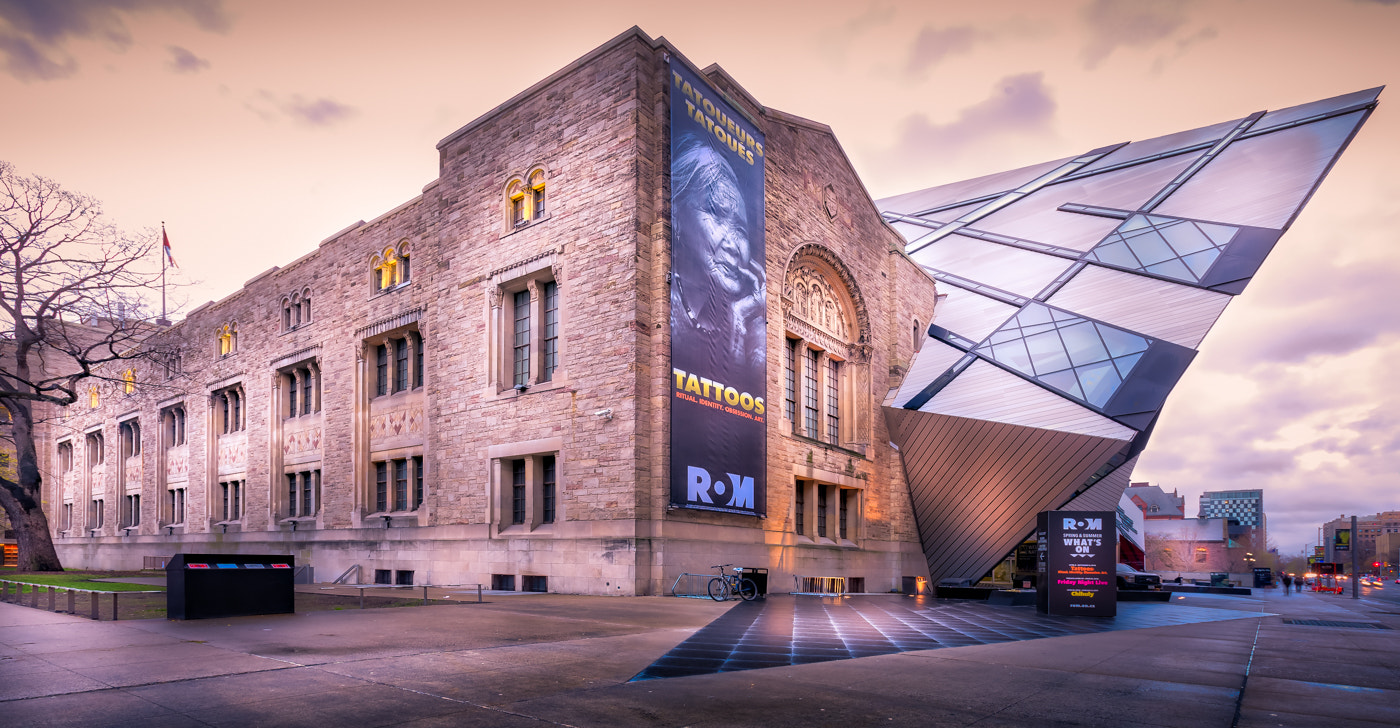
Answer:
88, 385, 100, 409
300, 287, 312, 324
122, 368, 136, 394
503, 167, 548, 231
371, 243, 410, 293
217, 323, 237, 356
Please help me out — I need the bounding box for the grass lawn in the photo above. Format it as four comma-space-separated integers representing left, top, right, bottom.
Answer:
0, 570, 165, 592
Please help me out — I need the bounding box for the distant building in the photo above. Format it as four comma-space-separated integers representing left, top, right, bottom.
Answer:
1125, 482, 1185, 520
1144, 518, 1232, 575
1323, 511, 1400, 565
1198, 489, 1265, 547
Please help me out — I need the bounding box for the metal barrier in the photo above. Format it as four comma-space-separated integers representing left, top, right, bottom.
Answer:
142, 555, 173, 570
0, 578, 162, 621
670, 573, 716, 599
793, 575, 847, 595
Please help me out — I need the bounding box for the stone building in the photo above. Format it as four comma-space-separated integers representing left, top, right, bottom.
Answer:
34, 27, 1378, 595
41, 28, 938, 594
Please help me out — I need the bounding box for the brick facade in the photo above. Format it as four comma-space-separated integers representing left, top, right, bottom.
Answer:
42, 28, 938, 595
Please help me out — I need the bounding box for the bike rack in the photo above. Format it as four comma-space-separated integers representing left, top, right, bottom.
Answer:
669, 573, 715, 599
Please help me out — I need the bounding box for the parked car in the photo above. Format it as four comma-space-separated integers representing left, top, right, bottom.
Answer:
1116, 563, 1163, 590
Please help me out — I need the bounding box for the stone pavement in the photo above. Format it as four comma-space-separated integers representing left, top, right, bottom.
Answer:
1, 586, 1396, 727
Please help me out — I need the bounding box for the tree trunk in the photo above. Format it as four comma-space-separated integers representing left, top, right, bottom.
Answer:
0, 398, 64, 572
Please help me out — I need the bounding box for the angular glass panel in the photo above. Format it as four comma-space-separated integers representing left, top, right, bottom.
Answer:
1021, 322, 1059, 337
1145, 258, 1195, 281
1089, 241, 1140, 269
987, 328, 1021, 345
1125, 232, 1175, 266
1099, 326, 1149, 358
1016, 304, 1053, 327
1024, 331, 1071, 375
1197, 221, 1238, 247
1038, 369, 1085, 401
1118, 214, 1152, 233
1060, 322, 1109, 366
1049, 307, 1080, 323
1181, 249, 1220, 278
1158, 221, 1216, 256
1111, 352, 1144, 379
988, 341, 1033, 374
1076, 362, 1121, 407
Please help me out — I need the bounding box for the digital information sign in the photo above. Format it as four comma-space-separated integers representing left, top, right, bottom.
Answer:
1037, 510, 1116, 617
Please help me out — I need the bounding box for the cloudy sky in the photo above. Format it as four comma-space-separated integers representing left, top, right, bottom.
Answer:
2, 0, 1396, 557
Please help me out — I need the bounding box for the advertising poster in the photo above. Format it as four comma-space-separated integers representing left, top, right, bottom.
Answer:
668, 57, 767, 517
1334, 529, 1351, 551
1038, 510, 1116, 617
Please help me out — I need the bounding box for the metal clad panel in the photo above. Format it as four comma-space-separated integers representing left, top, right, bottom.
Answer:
1256, 87, 1381, 130
889, 339, 966, 408
887, 410, 1125, 584
930, 287, 1019, 343
972, 154, 1200, 251
876, 156, 1076, 215
1077, 118, 1241, 173
1061, 455, 1140, 513
922, 360, 1136, 440
935, 434, 1122, 582
1154, 111, 1366, 230
1047, 265, 1231, 349
912, 235, 1074, 298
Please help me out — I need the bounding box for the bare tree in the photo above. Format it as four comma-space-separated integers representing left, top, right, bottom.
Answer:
1, 161, 173, 571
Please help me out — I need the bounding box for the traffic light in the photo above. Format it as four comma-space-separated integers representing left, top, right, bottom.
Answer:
1374, 561, 1381, 568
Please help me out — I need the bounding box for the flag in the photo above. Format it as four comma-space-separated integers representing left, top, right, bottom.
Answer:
162, 227, 178, 268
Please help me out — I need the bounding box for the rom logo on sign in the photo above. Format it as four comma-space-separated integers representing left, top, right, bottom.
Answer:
686, 465, 755, 510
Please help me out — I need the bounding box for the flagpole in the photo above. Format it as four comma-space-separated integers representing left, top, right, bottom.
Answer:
161, 221, 167, 325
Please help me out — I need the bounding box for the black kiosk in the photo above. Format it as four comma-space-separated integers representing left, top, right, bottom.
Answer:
166, 553, 295, 619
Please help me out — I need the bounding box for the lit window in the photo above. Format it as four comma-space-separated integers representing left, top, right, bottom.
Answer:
371, 243, 411, 293
122, 368, 136, 395
217, 322, 238, 357
503, 168, 548, 231
89, 384, 100, 408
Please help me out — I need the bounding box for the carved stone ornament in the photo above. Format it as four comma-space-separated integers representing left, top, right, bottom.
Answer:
784, 262, 852, 341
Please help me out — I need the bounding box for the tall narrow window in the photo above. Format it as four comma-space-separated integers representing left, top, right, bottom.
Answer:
412, 332, 424, 389
826, 358, 840, 445
287, 474, 298, 517
839, 489, 849, 540
530, 171, 546, 219
304, 470, 318, 516
393, 458, 409, 512
287, 374, 298, 417
542, 281, 559, 382
302, 368, 313, 414
795, 480, 806, 536
817, 483, 828, 538
394, 338, 409, 392
375, 462, 388, 513
376, 344, 389, 396
542, 455, 556, 524
804, 349, 819, 438
511, 459, 526, 525
512, 291, 531, 387
232, 391, 241, 431
412, 456, 424, 509
511, 195, 526, 226
785, 338, 798, 425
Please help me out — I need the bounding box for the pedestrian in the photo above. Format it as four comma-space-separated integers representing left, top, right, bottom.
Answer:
1296, 576, 1303, 593
1282, 573, 1292, 595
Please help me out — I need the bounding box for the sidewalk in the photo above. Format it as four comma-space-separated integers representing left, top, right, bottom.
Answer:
2, 586, 1396, 727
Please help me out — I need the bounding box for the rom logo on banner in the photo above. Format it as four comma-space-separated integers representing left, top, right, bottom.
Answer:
686, 465, 755, 510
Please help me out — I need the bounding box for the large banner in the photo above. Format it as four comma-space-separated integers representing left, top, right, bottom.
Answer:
668, 58, 767, 517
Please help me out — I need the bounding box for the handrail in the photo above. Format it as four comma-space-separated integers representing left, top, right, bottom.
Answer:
332, 564, 361, 585
316, 582, 485, 608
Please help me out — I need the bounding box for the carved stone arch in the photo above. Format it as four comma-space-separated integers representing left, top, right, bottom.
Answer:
781, 243, 870, 347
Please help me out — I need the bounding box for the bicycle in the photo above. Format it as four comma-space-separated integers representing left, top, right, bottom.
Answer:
708, 564, 759, 602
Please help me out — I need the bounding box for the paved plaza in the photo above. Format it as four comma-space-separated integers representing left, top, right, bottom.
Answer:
1, 585, 1397, 727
